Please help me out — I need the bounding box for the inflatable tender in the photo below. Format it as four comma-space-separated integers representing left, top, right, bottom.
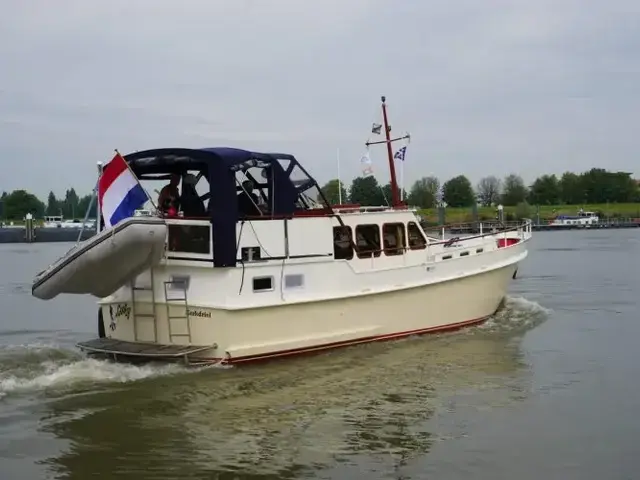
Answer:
32, 217, 167, 300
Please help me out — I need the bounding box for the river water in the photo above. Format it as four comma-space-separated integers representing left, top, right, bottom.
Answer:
0, 230, 637, 479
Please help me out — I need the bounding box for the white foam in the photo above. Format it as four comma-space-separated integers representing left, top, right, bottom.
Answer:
0, 356, 184, 399
475, 295, 552, 333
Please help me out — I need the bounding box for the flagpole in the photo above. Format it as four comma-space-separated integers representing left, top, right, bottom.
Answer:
96, 161, 103, 234
76, 179, 98, 244
337, 147, 342, 205
114, 148, 158, 212
400, 158, 404, 202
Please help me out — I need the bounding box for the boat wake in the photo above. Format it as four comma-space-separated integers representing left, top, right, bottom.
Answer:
0, 296, 550, 401
0, 343, 186, 400
474, 295, 552, 335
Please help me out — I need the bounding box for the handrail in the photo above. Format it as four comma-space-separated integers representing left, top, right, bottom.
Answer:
427, 219, 532, 246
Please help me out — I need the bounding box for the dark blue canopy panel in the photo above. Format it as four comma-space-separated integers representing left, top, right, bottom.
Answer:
125, 147, 274, 174
122, 147, 326, 268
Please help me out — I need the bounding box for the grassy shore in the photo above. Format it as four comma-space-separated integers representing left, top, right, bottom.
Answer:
418, 203, 640, 224
3, 202, 640, 225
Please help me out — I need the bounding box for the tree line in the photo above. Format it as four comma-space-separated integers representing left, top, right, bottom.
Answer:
1, 167, 638, 220
320, 168, 640, 209
0, 189, 96, 220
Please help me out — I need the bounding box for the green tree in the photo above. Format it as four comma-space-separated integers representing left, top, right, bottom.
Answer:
349, 176, 384, 206
3, 190, 45, 219
77, 194, 98, 218
476, 176, 501, 207
559, 172, 584, 204
501, 174, 528, 206
442, 175, 475, 207
320, 179, 348, 206
408, 176, 440, 209
528, 174, 560, 205
579, 168, 637, 203
381, 182, 407, 206
46, 191, 61, 216
609, 172, 638, 202
62, 188, 80, 219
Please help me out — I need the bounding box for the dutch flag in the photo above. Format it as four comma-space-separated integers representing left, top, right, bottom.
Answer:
98, 152, 148, 228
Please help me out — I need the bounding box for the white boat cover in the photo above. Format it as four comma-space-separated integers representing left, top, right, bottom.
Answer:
32, 217, 168, 300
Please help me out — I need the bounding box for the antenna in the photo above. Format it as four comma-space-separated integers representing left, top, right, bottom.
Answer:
365, 96, 410, 208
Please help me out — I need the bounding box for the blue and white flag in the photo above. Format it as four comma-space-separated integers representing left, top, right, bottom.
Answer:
394, 146, 407, 161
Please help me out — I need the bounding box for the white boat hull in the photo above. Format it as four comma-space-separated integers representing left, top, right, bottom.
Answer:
32, 217, 167, 300
91, 241, 525, 364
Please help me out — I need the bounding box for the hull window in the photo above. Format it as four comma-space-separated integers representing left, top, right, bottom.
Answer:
284, 274, 304, 289
407, 222, 427, 250
253, 276, 274, 292
382, 222, 406, 256
333, 226, 354, 260
355, 224, 381, 259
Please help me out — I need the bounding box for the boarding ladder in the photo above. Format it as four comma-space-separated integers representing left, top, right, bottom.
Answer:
163, 279, 192, 344
130, 269, 158, 343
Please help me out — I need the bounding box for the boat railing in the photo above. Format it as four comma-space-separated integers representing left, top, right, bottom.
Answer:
425, 219, 532, 246
332, 204, 409, 214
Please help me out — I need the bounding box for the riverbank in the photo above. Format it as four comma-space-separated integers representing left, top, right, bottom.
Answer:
0, 227, 96, 243
418, 203, 640, 224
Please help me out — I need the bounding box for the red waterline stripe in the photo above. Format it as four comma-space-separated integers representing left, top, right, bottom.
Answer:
203, 315, 491, 365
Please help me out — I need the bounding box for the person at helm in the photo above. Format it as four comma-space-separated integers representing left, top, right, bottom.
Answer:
158, 173, 180, 215
237, 179, 261, 216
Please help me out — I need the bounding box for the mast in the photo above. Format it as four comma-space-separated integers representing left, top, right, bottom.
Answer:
365, 96, 410, 208
381, 96, 400, 207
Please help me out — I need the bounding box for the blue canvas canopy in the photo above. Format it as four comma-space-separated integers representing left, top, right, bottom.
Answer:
122, 147, 327, 267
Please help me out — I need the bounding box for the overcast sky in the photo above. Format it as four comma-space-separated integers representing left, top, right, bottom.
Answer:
1, 0, 638, 199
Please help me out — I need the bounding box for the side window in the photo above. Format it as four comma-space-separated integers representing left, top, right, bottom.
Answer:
168, 225, 211, 254
355, 224, 381, 259
407, 222, 427, 250
333, 226, 353, 260
382, 223, 406, 256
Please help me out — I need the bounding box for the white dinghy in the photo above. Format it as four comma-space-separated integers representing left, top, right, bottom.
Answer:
32, 216, 167, 300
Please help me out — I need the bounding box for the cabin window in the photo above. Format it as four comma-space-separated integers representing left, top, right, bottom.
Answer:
253, 276, 273, 292
407, 222, 427, 250
333, 226, 353, 260
355, 224, 381, 258
476, 248, 483, 253
168, 225, 211, 254
442, 254, 452, 260
460, 251, 469, 257
284, 274, 304, 289
382, 223, 406, 256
